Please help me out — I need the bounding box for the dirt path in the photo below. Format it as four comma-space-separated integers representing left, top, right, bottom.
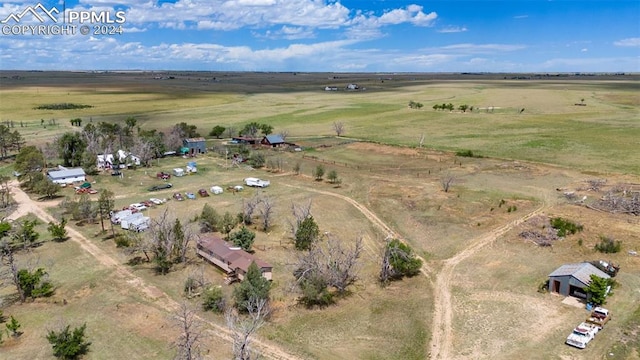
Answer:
427, 200, 549, 360
7, 181, 301, 360
282, 184, 434, 277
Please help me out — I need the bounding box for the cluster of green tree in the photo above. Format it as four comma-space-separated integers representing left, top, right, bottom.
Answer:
584, 274, 616, 305
34, 103, 92, 110
239, 122, 273, 138
0, 124, 25, 159
455, 150, 483, 158
550, 217, 584, 237
408, 100, 424, 109
312, 164, 341, 184
379, 239, 423, 285
433, 103, 472, 112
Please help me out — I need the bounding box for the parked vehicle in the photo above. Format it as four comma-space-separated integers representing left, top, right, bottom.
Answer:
198, 189, 209, 197
173, 192, 184, 201
129, 203, 148, 211
157, 171, 171, 180
148, 183, 173, 191
586, 307, 611, 329
244, 177, 270, 188
111, 170, 121, 176
110, 209, 132, 224
566, 322, 599, 349
185, 192, 196, 200
173, 168, 185, 177
149, 198, 166, 205
590, 260, 620, 277
121, 212, 144, 230
210, 186, 224, 194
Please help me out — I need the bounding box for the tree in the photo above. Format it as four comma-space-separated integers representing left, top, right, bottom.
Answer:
584, 275, 613, 306
209, 125, 226, 139
17, 267, 54, 300
202, 286, 226, 313
56, 132, 87, 167
288, 200, 312, 238
313, 164, 325, 181
6, 315, 22, 337
48, 218, 68, 242
240, 122, 261, 138
146, 209, 195, 274
240, 196, 260, 226
230, 227, 256, 252
292, 162, 301, 175
294, 235, 363, 300
380, 239, 422, 285
199, 204, 221, 232
173, 302, 205, 360
220, 211, 238, 240
332, 121, 345, 136
35, 179, 61, 199
46, 323, 91, 360
408, 100, 423, 109
97, 189, 115, 234
259, 124, 273, 136
259, 196, 275, 231
14, 146, 45, 183
327, 170, 340, 184
295, 216, 320, 251
226, 297, 270, 360
458, 104, 469, 112
440, 173, 455, 193
12, 219, 40, 250
233, 262, 271, 311
130, 137, 155, 167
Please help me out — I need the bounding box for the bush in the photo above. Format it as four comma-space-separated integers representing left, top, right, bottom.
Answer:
550, 217, 584, 237
594, 235, 621, 253
113, 235, 131, 248
46, 323, 91, 359
202, 286, 226, 313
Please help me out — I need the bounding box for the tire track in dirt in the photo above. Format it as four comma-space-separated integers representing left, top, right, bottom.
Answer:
282, 184, 434, 277
7, 181, 301, 360
428, 202, 547, 360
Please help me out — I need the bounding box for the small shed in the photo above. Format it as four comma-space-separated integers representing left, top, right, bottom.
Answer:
548, 262, 610, 299
183, 137, 206, 155
47, 167, 86, 184
261, 134, 285, 147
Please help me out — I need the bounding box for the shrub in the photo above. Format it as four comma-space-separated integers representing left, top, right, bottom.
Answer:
594, 235, 621, 253
113, 235, 131, 248
46, 323, 91, 359
202, 286, 226, 313
550, 217, 584, 237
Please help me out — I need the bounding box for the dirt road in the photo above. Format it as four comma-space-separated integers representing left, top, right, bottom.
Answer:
7, 181, 301, 360
427, 201, 548, 360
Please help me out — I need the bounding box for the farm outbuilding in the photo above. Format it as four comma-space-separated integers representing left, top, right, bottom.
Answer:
47, 167, 86, 184
183, 137, 206, 155
261, 134, 285, 147
196, 235, 272, 283
548, 262, 611, 299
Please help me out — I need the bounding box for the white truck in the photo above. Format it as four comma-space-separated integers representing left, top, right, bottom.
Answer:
244, 177, 270, 188
565, 322, 599, 349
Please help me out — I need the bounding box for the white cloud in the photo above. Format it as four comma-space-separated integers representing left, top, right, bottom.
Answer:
437, 26, 467, 33
613, 37, 640, 47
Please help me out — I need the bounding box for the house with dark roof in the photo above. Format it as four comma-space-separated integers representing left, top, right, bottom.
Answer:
196, 235, 272, 284
231, 136, 258, 145
183, 137, 206, 155
548, 262, 610, 299
261, 134, 285, 147
47, 167, 86, 184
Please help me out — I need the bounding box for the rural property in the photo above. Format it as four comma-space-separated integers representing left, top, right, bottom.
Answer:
0, 71, 638, 360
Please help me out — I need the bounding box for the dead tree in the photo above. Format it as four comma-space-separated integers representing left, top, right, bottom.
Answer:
226, 297, 270, 360
173, 302, 205, 360
332, 121, 345, 137
288, 199, 313, 238
440, 173, 456, 193
242, 196, 261, 226
259, 197, 275, 232
294, 235, 363, 294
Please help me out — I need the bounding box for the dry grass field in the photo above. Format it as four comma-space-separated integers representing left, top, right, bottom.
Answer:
0, 71, 638, 360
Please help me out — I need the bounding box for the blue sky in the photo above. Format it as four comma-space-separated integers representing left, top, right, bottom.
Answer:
0, 0, 638, 72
